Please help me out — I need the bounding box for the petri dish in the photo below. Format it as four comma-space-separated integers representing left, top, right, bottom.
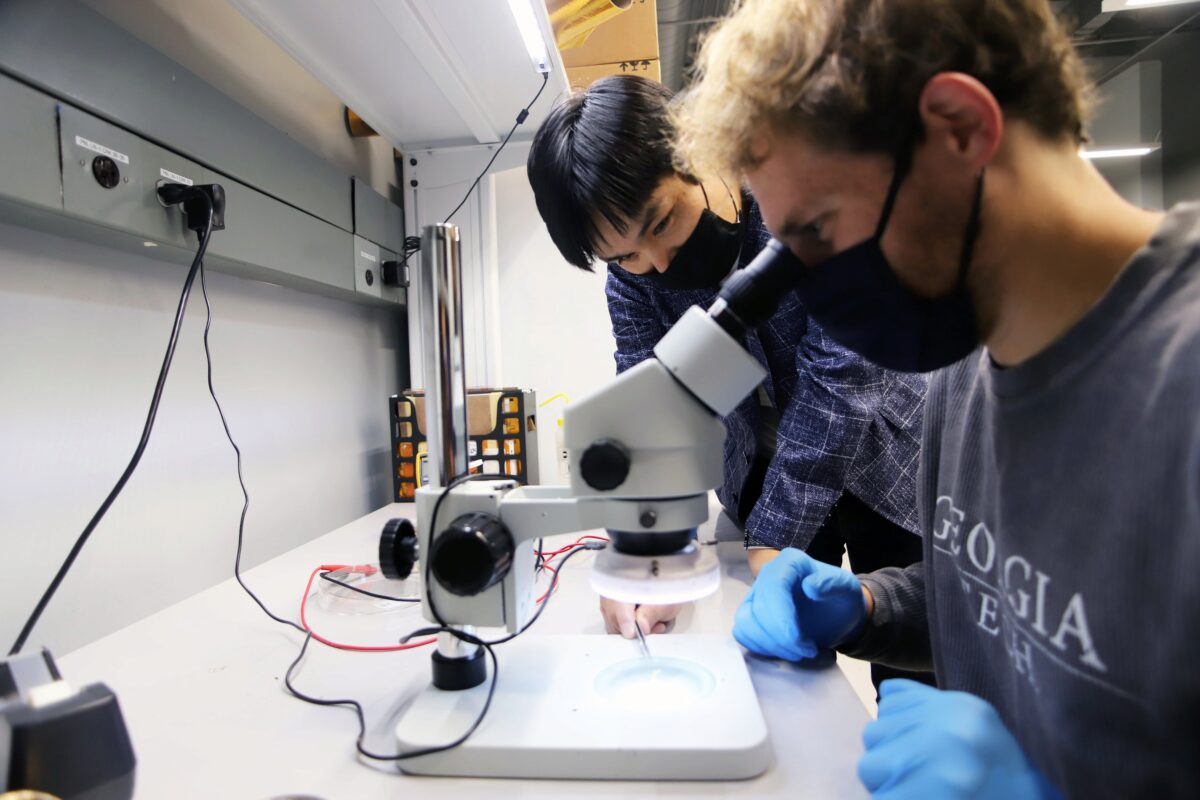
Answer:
594, 657, 715, 710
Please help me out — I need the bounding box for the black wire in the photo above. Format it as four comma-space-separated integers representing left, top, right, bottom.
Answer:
478, 543, 599, 646
284, 629, 499, 761
424, 471, 606, 645
8, 201, 216, 657
442, 72, 549, 225
396, 69, 551, 280
287, 470, 603, 761
199, 254, 307, 635
319, 571, 419, 603
423, 472, 517, 630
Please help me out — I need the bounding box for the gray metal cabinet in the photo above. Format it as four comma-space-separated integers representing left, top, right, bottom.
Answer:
0, 73, 61, 211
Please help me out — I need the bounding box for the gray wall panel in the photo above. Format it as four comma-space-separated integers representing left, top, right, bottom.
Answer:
0, 74, 61, 211
209, 172, 353, 293
0, 0, 352, 231
60, 105, 205, 248
354, 178, 405, 253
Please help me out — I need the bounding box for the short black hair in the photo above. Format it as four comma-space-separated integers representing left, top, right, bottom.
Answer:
527, 75, 678, 271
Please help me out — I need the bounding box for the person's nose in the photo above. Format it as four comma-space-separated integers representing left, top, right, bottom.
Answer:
648, 244, 677, 273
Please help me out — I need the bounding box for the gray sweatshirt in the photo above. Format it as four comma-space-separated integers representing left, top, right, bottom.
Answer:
841, 204, 1200, 798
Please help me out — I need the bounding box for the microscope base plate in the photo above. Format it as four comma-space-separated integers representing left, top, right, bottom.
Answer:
394, 633, 770, 780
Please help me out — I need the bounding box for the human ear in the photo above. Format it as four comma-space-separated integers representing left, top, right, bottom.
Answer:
917, 72, 1003, 171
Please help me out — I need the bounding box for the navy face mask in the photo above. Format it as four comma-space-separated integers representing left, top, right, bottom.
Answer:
792, 151, 984, 373
643, 183, 743, 291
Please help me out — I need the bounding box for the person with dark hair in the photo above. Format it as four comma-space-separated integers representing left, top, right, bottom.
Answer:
527, 75, 934, 695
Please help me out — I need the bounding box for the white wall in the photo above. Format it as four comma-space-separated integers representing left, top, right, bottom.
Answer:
0, 223, 404, 655
492, 167, 617, 482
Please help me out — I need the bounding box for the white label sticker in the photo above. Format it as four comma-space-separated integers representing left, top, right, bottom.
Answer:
74, 135, 129, 165
159, 168, 193, 186
360, 251, 378, 263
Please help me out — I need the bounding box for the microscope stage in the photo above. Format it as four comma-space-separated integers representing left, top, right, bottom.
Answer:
394, 633, 771, 780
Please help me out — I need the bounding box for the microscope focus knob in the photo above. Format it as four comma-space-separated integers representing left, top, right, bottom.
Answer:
378, 517, 418, 580
580, 439, 631, 491
430, 512, 514, 596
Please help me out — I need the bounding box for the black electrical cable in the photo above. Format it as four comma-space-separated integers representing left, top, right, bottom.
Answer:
424, 471, 606, 645
319, 571, 419, 603
422, 473, 518, 631
7, 200, 216, 657
288, 470, 602, 761
400, 71, 552, 269
284, 627, 500, 761
198, 254, 306, 635
480, 542, 599, 646
444, 72, 549, 225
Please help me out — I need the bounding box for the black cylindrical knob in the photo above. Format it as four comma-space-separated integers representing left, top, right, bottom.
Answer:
579, 439, 631, 491
430, 512, 514, 596
378, 517, 418, 580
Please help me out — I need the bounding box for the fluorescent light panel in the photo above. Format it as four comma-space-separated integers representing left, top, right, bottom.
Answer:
1080, 145, 1160, 159
1103, 0, 1197, 9
506, 0, 551, 74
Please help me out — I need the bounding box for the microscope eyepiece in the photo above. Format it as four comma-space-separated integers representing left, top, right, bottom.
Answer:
710, 239, 805, 337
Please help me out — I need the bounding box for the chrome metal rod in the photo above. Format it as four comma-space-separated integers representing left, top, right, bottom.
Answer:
438, 627, 479, 659
419, 223, 473, 661
419, 223, 469, 489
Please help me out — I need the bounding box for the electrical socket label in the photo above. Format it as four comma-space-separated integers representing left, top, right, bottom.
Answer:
159, 167, 193, 186
360, 250, 378, 263
74, 135, 129, 164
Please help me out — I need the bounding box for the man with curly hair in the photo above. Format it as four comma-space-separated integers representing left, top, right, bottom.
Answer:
676, 0, 1200, 796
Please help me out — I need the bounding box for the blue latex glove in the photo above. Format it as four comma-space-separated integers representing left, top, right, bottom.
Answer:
733, 548, 867, 661
858, 680, 1062, 800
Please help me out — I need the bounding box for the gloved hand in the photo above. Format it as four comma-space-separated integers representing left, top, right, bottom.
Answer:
733, 547, 866, 661
858, 680, 1062, 800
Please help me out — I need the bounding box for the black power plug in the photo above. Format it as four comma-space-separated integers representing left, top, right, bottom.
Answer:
157, 183, 226, 233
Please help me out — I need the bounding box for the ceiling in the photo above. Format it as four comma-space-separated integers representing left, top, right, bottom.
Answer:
657, 0, 733, 92
656, 0, 1200, 93
1059, 0, 1200, 84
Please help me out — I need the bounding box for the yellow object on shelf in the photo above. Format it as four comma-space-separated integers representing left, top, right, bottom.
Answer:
552, 0, 658, 69
549, 0, 631, 51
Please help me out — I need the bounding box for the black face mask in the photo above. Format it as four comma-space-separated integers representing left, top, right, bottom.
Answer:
792, 150, 984, 373
642, 184, 743, 291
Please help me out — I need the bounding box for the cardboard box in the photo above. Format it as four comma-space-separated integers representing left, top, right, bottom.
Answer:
557, 0, 658, 69
410, 391, 502, 437
567, 58, 661, 91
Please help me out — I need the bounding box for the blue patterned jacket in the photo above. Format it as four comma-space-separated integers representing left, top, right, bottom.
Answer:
604, 197, 926, 549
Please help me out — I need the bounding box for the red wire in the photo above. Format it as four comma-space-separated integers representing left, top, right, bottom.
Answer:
536, 534, 609, 560
302, 535, 608, 649
535, 563, 559, 604
300, 566, 436, 652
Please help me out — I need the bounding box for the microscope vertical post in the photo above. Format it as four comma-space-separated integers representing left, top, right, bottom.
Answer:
418, 223, 482, 678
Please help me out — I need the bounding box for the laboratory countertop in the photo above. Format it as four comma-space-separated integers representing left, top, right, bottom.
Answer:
59, 502, 870, 799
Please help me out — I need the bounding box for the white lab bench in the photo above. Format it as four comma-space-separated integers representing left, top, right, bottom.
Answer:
58, 503, 870, 799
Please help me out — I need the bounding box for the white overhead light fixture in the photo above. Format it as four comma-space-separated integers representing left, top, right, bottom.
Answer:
1080, 145, 1161, 159
506, 0, 551, 75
